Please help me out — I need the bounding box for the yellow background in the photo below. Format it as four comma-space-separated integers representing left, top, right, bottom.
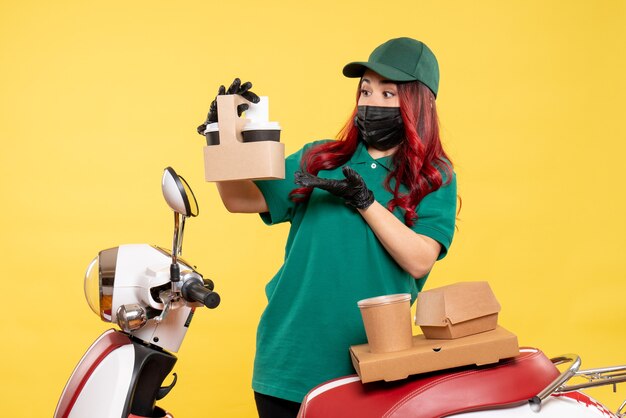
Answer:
1, 1, 625, 417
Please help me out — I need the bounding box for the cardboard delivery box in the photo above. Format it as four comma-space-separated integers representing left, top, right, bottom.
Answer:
415, 281, 501, 339
203, 95, 285, 181
350, 325, 519, 383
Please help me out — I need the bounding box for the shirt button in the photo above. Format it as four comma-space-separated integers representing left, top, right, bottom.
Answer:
371, 163, 377, 169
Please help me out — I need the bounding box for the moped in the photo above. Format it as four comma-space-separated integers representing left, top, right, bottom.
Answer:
55, 167, 220, 418
55, 167, 626, 418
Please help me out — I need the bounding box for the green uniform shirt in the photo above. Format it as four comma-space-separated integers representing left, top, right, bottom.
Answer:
252, 140, 457, 402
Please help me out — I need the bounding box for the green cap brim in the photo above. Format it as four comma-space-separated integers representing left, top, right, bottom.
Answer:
342, 61, 417, 82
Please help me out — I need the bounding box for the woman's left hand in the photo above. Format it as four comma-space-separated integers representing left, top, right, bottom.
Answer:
294, 166, 375, 209
197, 78, 260, 135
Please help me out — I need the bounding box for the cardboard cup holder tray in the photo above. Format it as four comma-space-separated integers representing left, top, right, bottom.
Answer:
203, 95, 285, 181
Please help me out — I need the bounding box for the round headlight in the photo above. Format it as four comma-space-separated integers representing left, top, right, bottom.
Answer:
84, 256, 100, 317
83, 247, 118, 322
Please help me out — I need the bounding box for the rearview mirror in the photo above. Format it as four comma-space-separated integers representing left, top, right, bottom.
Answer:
162, 167, 198, 217
161, 167, 198, 282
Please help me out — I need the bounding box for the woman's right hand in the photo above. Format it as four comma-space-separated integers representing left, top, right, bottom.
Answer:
196, 78, 261, 135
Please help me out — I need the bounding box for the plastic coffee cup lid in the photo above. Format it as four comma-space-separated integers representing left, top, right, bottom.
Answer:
357, 293, 411, 308
242, 121, 281, 131
204, 122, 219, 134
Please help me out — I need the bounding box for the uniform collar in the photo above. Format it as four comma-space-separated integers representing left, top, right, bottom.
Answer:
350, 140, 394, 171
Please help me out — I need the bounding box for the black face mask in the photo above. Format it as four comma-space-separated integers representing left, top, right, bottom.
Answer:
354, 106, 404, 151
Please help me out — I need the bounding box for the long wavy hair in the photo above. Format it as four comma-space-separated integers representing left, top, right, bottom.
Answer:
290, 80, 453, 227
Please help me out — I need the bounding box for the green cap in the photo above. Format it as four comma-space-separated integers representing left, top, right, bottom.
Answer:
343, 37, 439, 97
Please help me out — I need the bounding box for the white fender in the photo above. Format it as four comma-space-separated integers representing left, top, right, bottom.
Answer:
68, 344, 135, 418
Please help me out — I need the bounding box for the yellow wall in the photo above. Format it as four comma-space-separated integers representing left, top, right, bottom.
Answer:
1, 1, 625, 416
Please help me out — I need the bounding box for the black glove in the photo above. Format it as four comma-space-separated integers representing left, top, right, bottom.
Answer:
196, 78, 260, 135
294, 166, 375, 210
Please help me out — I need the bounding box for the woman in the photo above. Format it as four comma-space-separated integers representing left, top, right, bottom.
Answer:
201, 37, 457, 418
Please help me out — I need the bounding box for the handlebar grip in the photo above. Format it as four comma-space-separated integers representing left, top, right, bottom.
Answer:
182, 279, 220, 309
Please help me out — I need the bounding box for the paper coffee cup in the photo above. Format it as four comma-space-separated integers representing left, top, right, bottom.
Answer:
244, 96, 270, 122
203, 122, 220, 146
357, 294, 412, 354
241, 121, 281, 142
